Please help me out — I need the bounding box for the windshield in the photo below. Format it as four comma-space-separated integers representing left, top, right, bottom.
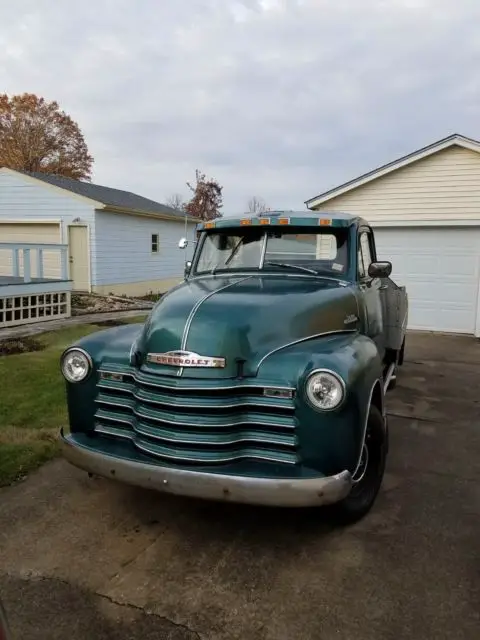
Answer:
194, 228, 350, 277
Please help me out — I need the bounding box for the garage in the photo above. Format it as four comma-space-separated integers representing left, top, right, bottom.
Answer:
306, 133, 480, 337
0, 222, 61, 279
374, 227, 480, 335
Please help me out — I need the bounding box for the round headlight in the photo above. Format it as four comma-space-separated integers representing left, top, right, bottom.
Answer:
305, 370, 345, 411
61, 348, 92, 383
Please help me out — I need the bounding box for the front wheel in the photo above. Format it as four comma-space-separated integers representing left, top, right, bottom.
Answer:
330, 405, 387, 525
398, 337, 406, 366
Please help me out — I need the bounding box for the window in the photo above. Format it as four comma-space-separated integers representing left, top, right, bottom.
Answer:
194, 228, 350, 275
196, 231, 263, 272
358, 231, 373, 278
266, 232, 339, 261
151, 234, 159, 253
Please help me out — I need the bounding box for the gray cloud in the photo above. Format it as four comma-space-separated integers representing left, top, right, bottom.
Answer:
1, 0, 480, 214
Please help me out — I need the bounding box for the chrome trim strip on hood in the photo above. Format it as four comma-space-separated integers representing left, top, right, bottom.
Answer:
255, 329, 357, 372
178, 275, 254, 376
180, 275, 254, 350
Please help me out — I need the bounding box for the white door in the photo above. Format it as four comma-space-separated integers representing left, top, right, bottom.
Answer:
0, 222, 61, 278
68, 225, 90, 291
374, 227, 480, 335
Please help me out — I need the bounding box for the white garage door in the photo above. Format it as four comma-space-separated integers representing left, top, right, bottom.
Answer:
374, 227, 480, 335
0, 223, 61, 279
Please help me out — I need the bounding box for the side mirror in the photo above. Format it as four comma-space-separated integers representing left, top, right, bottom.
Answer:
368, 261, 392, 279
178, 238, 188, 249
184, 261, 192, 278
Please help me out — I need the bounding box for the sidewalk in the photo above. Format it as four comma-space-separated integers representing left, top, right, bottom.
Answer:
0, 309, 150, 340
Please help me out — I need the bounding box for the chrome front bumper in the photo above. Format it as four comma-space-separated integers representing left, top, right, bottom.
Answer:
60, 431, 352, 507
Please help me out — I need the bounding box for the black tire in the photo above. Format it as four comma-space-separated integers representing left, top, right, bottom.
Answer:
330, 405, 387, 525
398, 337, 405, 366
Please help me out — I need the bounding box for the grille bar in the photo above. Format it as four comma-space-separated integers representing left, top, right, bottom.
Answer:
96, 393, 295, 429
95, 423, 296, 465
100, 367, 295, 393
95, 410, 296, 447
97, 378, 295, 411
94, 367, 298, 466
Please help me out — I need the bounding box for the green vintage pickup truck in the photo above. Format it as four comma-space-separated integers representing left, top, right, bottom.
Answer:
60, 211, 408, 523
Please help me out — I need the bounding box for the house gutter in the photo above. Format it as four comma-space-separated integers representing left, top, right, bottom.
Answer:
99, 205, 197, 224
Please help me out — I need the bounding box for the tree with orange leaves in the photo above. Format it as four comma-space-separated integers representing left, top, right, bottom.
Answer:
0, 93, 93, 180
184, 169, 223, 221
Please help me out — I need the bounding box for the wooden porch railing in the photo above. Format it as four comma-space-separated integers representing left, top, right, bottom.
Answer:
0, 242, 69, 283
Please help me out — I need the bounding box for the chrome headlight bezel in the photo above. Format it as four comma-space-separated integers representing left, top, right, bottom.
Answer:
305, 368, 346, 411
60, 348, 93, 383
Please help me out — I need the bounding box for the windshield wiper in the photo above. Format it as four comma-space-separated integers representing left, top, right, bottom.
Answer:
224, 238, 244, 266
265, 261, 318, 275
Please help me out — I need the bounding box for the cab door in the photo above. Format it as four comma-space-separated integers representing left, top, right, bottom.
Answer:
357, 227, 385, 355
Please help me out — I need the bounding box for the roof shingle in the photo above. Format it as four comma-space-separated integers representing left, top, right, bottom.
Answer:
20, 171, 186, 220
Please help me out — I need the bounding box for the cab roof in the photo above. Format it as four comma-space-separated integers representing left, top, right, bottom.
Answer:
197, 210, 367, 230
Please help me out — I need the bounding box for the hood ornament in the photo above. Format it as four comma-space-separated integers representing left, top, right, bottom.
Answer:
344, 314, 358, 325
147, 350, 226, 368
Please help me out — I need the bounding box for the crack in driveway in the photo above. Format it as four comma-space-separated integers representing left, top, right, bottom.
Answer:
1, 571, 202, 640
97, 591, 202, 640
386, 411, 445, 423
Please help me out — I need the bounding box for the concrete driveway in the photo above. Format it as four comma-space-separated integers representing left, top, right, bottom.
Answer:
1, 332, 479, 640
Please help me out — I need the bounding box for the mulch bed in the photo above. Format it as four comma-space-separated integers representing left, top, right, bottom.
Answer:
0, 336, 45, 356
93, 319, 132, 328
71, 293, 155, 316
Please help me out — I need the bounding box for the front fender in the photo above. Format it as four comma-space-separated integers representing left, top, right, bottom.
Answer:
257, 332, 383, 475
62, 323, 144, 434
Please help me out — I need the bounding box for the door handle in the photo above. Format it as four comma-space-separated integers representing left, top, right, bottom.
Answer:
379, 284, 388, 290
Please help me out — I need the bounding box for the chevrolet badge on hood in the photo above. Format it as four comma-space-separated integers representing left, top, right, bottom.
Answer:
146, 350, 226, 368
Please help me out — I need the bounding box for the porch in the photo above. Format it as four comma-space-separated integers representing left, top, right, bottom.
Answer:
0, 243, 72, 329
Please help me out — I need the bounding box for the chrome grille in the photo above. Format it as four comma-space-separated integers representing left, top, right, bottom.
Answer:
94, 366, 298, 465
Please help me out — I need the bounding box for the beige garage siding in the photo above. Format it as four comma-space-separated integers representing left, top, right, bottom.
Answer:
312, 146, 480, 225
0, 223, 61, 279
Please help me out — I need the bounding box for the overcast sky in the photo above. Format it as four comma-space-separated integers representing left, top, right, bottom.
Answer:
1, 0, 479, 214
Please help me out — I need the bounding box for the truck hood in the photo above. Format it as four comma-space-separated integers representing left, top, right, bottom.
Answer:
137, 274, 358, 379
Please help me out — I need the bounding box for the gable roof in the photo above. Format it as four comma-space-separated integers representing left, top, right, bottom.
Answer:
12, 170, 192, 221
305, 133, 480, 209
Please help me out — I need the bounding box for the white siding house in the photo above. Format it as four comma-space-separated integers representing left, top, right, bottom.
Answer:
93, 211, 195, 296
0, 168, 197, 297
305, 134, 480, 337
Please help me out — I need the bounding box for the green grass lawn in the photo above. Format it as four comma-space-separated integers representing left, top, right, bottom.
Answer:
0, 316, 147, 487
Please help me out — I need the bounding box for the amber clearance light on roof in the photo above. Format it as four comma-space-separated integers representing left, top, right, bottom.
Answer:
278, 218, 290, 225
258, 218, 270, 225
319, 218, 332, 226
204, 221, 216, 228
240, 218, 252, 225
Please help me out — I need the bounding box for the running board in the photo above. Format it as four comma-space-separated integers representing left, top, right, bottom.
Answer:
383, 363, 396, 393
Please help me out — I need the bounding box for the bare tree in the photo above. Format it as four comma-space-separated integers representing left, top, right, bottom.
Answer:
165, 193, 185, 211
0, 93, 93, 180
247, 196, 268, 214
184, 169, 223, 221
